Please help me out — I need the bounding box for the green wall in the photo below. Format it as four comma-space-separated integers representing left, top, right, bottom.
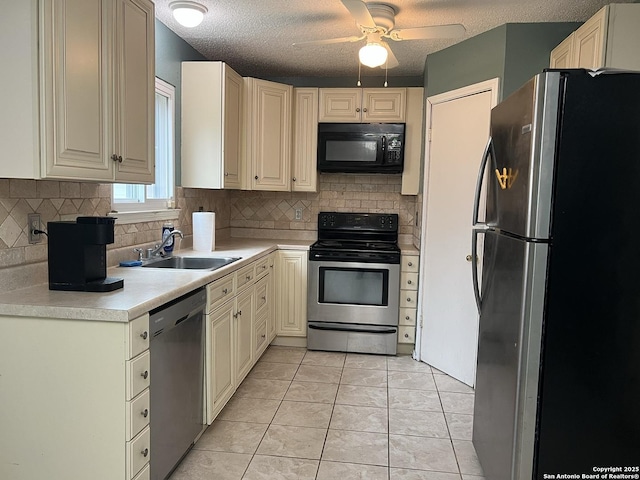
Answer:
155, 20, 206, 185
424, 22, 581, 99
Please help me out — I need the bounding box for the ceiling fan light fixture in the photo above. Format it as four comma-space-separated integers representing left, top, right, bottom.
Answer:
359, 42, 388, 68
170, 1, 208, 28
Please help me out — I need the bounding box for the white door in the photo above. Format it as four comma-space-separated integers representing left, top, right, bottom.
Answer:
418, 79, 499, 387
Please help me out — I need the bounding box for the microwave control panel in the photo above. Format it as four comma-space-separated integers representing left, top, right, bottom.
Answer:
384, 135, 404, 165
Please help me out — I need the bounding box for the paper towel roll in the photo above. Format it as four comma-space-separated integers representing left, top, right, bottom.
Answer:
192, 212, 215, 251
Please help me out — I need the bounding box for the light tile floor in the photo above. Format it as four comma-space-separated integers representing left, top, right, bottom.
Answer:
169, 347, 485, 480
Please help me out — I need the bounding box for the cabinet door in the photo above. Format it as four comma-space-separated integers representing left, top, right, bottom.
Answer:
234, 287, 254, 385
401, 87, 424, 195
41, 0, 114, 181
292, 88, 318, 192
267, 254, 277, 342
245, 78, 292, 191
318, 89, 361, 122
207, 303, 235, 424
362, 88, 406, 122
574, 7, 607, 70
114, 0, 155, 183
223, 66, 243, 189
550, 33, 575, 68
276, 251, 308, 337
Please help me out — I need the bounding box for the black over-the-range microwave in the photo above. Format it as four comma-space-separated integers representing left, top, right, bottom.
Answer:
317, 123, 405, 174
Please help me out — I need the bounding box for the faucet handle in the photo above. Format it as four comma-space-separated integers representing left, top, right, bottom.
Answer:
133, 248, 143, 261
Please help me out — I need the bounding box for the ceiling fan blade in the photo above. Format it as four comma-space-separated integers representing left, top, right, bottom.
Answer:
293, 35, 364, 47
388, 24, 466, 41
341, 0, 376, 28
381, 42, 399, 69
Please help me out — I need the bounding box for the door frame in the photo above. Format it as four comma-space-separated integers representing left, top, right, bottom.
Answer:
414, 78, 500, 368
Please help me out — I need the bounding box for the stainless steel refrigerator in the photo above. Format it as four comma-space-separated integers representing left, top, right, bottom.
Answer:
471, 69, 640, 480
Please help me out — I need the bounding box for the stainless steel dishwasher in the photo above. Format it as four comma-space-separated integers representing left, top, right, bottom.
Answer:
149, 288, 206, 480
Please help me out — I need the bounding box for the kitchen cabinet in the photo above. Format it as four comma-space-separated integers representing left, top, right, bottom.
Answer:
206, 298, 235, 424
181, 61, 243, 189
399, 254, 419, 345
275, 250, 308, 337
401, 87, 424, 195
550, 4, 640, 71
0, 313, 151, 480
318, 88, 406, 123
243, 77, 292, 191
40, 0, 155, 183
292, 88, 319, 192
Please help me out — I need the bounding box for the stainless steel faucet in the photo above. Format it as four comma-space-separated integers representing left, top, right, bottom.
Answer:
134, 229, 184, 260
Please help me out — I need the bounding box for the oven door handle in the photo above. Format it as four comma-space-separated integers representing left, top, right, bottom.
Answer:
308, 324, 397, 334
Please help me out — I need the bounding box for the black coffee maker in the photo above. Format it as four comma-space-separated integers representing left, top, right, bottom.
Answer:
48, 216, 124, 292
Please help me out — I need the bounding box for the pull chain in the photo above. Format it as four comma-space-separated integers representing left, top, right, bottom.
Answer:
357, 61, 362, 87
384, 59, 388, 87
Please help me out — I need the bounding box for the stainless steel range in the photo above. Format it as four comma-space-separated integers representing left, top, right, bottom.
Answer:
307, 212, 400, 355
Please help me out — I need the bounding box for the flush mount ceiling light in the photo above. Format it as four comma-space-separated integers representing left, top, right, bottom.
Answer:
359, 39, 388, 68
170, 1, 208, 28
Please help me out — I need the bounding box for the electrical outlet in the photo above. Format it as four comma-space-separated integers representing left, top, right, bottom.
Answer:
28, 213, 42, 244
294, 208, 302, 221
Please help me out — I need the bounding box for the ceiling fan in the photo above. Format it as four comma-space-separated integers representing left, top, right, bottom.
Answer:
293, 0, 466, 69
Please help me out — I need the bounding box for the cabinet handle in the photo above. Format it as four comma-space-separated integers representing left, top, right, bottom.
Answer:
222, 288, 228, 294
407, 297, 412, 303
238, 310, 242, 316
356, 107, 360, 112
407, 262, 413, 267
405, 316, 410, 320
140, 331, 148, 340
141, 448, 149, 458
255, 175, 259, 180
233, 312, 239, 318
141, 408, 149, 418
111, 154, 119, 162
404, 333, 410, 339
407, 280, 412, 285
261, 296, 266, 301
118, 155, 123, 163
292, 177, 297, 182
262, 265, 267, 270
261, 334, 266, 339
363, 107, 368, 112
246, 275, 251, 280
141, 370, 149, 380
225, 172, 229, 176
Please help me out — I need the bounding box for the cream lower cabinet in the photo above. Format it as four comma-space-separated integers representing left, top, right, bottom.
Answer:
275, 250, 308, 337
399, 254, 420, 345
243, 78, 292, 191
40, 0, 155, 183
0, 313, 151, 480
318, 88, 406, 123
550, 4, 640, 71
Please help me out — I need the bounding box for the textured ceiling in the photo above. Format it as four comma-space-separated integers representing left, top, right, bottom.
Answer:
154, 0, 635, 78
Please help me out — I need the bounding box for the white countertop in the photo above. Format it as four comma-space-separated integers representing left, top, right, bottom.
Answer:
0, 238, 311, 323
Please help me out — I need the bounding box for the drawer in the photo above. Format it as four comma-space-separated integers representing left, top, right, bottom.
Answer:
398, 326, 416, 344
127, 314, 150, 359
236, 263, 255, 290
126, 426, 150, 480
254, 316, 268, 356
207, 273, 235, 313
132, 464, 150, 480
255, 275, 270, 319
402, 255, 419, 273
400, 290, 417, 308
255, 255, 271, 279
126, 389, 150, 440
400, 272, 419, 291
126, 351, 150, 401
399, 308, 417, 326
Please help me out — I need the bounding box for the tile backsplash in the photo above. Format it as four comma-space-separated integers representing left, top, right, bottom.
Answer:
0, 175, 419, 292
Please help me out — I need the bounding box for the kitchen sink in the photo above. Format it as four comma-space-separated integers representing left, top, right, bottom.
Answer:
142, 256, 241, 270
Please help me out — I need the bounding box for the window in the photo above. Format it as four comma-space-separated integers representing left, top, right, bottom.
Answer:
112, 78, 175, 213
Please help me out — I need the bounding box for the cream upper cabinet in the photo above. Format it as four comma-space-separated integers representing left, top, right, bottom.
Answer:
40, 0, 155, 183
401, 87, 424, 195
550, 4, 640, 71
243, 78, 292, 191
275, 250, 308, 337
182, 62, 243, 189
550, 33, 575, 69
319, 88, 406, 123
292, 88, 319, 192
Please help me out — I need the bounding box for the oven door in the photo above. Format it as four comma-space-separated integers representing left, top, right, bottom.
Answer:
307, 260, 400, 326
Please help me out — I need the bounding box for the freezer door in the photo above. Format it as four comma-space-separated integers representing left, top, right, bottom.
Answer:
473, 231, 548, 480
486, 72, 560, 240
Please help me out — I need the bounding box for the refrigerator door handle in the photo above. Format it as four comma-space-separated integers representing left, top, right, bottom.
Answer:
472, 227, 484, 313
473, 136, 493, 226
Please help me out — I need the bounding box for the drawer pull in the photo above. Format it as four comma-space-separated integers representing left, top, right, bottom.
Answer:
407, 298, 412, 302
407, 280, 412, 285
222, 288, 228, 294
261, 334, 266, 339
142, 408, 149, 418
261, 296, 266, 301
405, 316, 410, 320
404, 333, 410, 339
141, 370, 149, 380
262, 265, 267, 270
246, 275, 251, 280
140, 331, 148, 340
238, 310, 242, 316
141, 448, 149, 458
407, 261, 413, 267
